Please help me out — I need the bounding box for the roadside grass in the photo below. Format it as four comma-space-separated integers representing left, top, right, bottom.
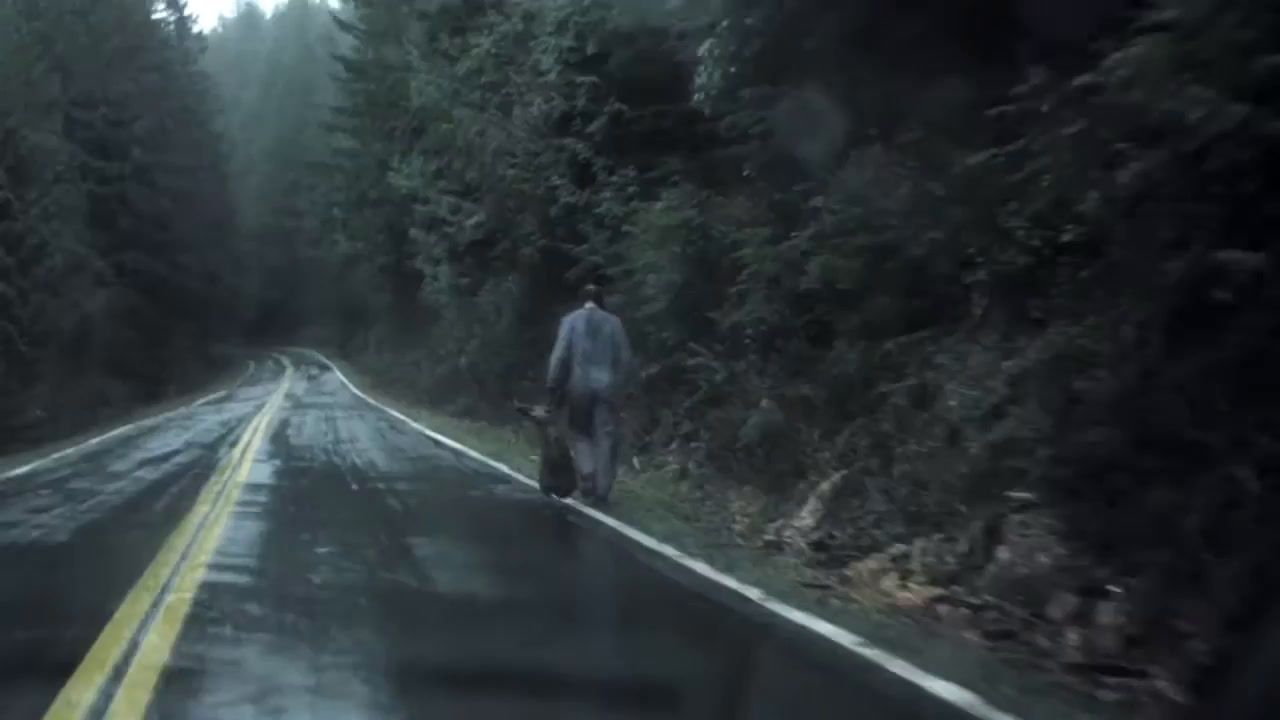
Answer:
333, 355, 1113, 720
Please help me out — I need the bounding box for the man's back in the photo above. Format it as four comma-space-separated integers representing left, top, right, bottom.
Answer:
548, 303, 632, 398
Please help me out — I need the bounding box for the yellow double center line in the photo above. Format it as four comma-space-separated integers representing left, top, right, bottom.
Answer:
44, 360, 295, 720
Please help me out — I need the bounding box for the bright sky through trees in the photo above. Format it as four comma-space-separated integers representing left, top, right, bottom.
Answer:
190, 0, 285, 30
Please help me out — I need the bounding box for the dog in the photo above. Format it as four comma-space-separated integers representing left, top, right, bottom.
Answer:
513, 402, 578, 499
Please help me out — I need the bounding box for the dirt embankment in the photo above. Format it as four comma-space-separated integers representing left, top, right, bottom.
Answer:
761, 476, 1206, 719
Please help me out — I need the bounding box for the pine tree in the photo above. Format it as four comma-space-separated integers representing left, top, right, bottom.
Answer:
205, 0, 343, 338
1, 0, 242, 443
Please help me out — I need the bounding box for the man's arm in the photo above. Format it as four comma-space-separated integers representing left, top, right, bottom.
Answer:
613, 315, 634, 390
547, 314, 573, 399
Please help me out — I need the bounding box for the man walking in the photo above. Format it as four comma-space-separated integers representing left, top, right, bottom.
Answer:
546, 284, 633, 506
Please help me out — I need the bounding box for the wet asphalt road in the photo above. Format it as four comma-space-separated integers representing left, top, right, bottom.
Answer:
0, 353, 986, 720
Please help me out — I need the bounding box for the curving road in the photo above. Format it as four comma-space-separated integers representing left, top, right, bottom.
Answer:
0, 352, 1000, 720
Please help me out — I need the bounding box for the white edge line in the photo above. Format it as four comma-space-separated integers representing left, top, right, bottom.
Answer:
299, 348, 1024, 720
0, 360, 257, 482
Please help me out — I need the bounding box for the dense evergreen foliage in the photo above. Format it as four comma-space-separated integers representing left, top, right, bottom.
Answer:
3, 0, 1278, 712
0, 0, 237, 447
204, 0, 341, 338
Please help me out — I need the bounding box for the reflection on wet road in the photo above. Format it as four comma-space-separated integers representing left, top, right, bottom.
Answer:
0, 352, 991, 720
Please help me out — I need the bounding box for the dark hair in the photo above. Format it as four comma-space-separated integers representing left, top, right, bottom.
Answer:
580, 284, 605, 307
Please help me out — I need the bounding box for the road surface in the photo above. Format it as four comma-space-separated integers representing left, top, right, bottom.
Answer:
0, 352, 998, 720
